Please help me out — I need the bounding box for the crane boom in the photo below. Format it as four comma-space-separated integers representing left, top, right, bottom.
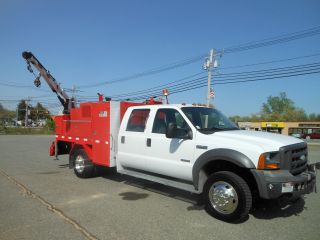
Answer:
22, 51, 74, 114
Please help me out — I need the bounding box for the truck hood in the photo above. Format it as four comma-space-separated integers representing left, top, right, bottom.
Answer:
212, 130, 303, 152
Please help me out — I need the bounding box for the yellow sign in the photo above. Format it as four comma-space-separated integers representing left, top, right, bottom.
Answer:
261, 122, 285, 128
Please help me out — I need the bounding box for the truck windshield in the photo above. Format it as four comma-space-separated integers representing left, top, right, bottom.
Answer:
181, 107, 239, 134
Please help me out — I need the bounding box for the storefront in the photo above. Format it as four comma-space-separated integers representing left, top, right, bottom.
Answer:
261, 122, 285, 134
238, 121, 320, 136
287, 123, 320, 136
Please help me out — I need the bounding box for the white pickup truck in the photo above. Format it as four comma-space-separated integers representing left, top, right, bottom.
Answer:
56, 103, 317, 222
109, 104, 316, 222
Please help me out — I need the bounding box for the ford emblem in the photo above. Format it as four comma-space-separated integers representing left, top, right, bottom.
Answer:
300, 155, 306, 161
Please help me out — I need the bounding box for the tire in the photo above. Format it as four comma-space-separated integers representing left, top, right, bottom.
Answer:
73, 149, 95, 178
203, 171, 252, 222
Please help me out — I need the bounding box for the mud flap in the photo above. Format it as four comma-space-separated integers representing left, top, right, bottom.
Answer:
49, 141, 55, 156
54, 141, 59, 160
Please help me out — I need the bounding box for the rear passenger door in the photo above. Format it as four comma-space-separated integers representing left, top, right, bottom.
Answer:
117, 108, 150, 171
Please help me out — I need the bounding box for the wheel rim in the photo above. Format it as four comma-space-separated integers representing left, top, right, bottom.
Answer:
209, 181, 239, 214
75, 155, 85, 173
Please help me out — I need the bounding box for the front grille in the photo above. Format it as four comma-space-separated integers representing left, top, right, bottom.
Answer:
290, 146, 308, 175
280, 143, 308, 176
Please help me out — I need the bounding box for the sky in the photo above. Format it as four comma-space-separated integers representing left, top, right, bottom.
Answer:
0, 0, 319, 116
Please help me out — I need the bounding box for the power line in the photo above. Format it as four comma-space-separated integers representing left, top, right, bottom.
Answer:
126, 69, 320, 101
220, 52, 320, 70
77, 25, 320, 89
221, 26, 320, 54
214, 62, 320, 78
110, 62, 320, 101
77, 72, 205, 99
170, 69, 320, 96
105, 72, 206, 99
77, 55, 205, 89
77, 53, 320, 101
170, 66, 320, 96
112, 62, 320, 100
8, 26, 319, 104
0, 81, 52, 93
5, 64, 319, 111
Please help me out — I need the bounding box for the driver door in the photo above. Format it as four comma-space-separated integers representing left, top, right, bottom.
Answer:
145, 108, 195, 181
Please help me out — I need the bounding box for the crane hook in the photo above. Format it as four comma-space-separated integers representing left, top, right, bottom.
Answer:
34, 74, 41, 87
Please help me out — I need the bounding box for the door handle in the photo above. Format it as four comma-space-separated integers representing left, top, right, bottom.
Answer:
110, 134, 114, 150
121, 136, 125, 144
146, 138, 151, 147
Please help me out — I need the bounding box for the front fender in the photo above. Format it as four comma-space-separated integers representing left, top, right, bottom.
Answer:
192, 148, 255, 190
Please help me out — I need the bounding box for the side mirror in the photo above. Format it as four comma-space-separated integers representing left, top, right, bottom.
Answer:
166, 123, 177, 139
166, 123, 193, 140
186, 129, 193, 140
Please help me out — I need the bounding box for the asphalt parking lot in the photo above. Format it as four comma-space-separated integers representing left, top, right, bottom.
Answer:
0, 135, 319, 240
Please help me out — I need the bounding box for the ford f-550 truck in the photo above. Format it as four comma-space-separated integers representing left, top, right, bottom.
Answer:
23, 51, 318, 222
52, 102, 317, 222
116, 105, 317, 221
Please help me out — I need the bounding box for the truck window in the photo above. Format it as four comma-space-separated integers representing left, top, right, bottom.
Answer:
181, 107, 238, 133
126, 109, 150, 132
152, 109, 189, 134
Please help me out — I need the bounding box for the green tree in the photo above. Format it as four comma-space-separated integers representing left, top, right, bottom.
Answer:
261, 92, 294, 115
0, 103, 15, 123
17, 100, 27, 121
230, 92, 314, 123
260, 92, 307, 121
229, 115, 242, 123
45, 117, 55, 131
308, 113, 320, 121
31, 102, 51, 122
16, 100, 51, 126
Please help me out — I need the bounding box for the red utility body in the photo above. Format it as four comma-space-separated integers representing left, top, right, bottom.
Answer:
52, 98, 161, 167
52, 101, 144, 166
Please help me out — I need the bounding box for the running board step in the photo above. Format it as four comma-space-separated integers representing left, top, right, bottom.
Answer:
118, 168, 200, 194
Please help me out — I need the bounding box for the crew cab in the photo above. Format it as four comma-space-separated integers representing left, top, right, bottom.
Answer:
112, 105, 317, 221
55, 103, 318, 222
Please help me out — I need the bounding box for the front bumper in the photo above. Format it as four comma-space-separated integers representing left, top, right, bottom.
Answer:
251, 163, 318, 199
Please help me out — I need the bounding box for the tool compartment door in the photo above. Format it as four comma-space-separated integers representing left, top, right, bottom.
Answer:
91, 103, 111, 166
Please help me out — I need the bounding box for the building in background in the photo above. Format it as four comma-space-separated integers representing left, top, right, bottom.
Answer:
238, 121, 320, 137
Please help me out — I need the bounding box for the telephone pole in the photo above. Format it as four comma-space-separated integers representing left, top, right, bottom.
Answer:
71, 85, 77, 108
203, 49, 217, 107
15, 107, 18, 126
24, 97, 30, 127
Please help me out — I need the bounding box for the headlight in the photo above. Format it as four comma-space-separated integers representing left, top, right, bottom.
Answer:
258, 151, 280, 170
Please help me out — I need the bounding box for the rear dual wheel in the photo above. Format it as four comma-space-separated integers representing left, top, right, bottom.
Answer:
73, 149, 95, 178
203, 171, 252, 222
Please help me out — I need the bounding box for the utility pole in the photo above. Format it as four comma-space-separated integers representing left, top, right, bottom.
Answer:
36, 107, 39, 126
71, 85, 77, 108
203, 49, 217, 107
24, 97, 30, 127
15, 107, 18, 127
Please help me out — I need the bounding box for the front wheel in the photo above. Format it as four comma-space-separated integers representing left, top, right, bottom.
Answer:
203, 171, 252, 222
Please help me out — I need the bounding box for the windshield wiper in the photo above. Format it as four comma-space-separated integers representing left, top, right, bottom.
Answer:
199, 127, 224, 132
200, 127, 239, 132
